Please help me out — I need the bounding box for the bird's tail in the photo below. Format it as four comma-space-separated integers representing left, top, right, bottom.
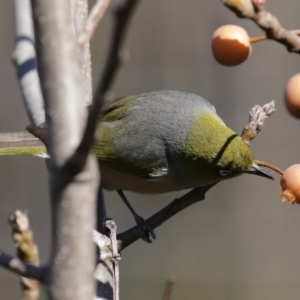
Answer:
0, 132, 47, 157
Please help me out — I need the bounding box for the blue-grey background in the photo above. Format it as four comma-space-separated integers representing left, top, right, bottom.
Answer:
1, 0, 300, 299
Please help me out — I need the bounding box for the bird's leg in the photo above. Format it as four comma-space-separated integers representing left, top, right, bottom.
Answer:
116, 189, 156, 243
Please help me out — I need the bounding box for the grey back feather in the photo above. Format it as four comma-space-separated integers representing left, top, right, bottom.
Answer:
98, 90, 220, 177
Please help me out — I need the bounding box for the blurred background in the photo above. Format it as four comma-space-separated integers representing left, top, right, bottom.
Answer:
1, 0, 300, 299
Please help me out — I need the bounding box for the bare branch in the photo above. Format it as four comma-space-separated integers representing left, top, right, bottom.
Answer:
93, 230, 114, 300
222, 0, 300, 53
97, 187, 108, 234
9, 210, 40, 300
78, 0, 112, 45
31, 0, 99, 299
241, 100, 276, 145
13, 0, 45, 125
0, 250, 47, 282
92, 2, 140, 297
118, 184, 217, 251
72, 0, 93, 106
93, 220, 121, 300
105, 219, 121, 300
94, 0, 140, 102
162, 277, 175, 300
68, 0, 140, 188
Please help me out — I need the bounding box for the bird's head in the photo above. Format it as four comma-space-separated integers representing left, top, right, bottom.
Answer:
213, 132, 273, 181
183, 111, 273, 185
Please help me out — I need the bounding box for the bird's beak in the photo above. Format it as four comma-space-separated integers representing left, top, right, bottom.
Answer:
246, 163, 274, 180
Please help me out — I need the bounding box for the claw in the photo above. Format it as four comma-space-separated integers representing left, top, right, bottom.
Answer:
117, 189, 157, 243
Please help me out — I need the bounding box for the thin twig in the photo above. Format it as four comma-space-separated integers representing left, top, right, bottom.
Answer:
0, 250, 47, 282
162, 277, 175, 300
97, 187, 107, 234
9, 210, 40, 300
222, 0, 300, 53
64, 0, 140, 179
92, 2, 139, 298
78, 0, 112, 45
13, 0, 45, 126
94, 0, 139, 102
118, 183, 217, 251
72, 0, 93, 107
105, 219, 121, 300
93, 230, 114, 300
241, 100, 276, 145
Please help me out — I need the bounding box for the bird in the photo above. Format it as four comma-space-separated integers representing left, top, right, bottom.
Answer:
0, 90, 272, 240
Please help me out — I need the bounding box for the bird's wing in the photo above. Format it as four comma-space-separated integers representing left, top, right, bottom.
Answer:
94, 96, 170, 178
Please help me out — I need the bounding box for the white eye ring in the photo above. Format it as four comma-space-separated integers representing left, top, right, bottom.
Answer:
219, 170, 233, 176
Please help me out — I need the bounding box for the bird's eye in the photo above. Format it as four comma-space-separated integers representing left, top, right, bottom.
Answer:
219, 170, 233, 176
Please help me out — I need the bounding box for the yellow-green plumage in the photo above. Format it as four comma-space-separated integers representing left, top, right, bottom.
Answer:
185, 111, 253, 170
0, 91, 270, 194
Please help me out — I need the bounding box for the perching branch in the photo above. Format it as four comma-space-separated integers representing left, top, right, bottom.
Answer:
221, 0, 300, 53
12, 0, 45, 125
117, 100, 276, 249
118, 183, 217, 251
9, 210, 40, 300
0, 250, 47, 282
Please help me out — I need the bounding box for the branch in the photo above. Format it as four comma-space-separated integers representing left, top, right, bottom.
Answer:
31, 0, 99, 299
72, 0, 93, 106
241, 100, 276, 145
62, 0, 140, 181
78, 0, 112, 45
162, 277, 175, 300
94, 0, 140, 102
73, 0, 140, 176
13, 0, 45, 125
221, 0, 300, 53
0, 250, 47, 282
118, 184, 217, 251
104, 219, 121, 300
9, 210, 40, 300
93, 230, 114, 300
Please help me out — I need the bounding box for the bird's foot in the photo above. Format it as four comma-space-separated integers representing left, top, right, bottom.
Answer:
134, 214, 156, 243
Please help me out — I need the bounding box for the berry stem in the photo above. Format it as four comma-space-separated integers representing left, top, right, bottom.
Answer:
250, 29, 300, 44
249, 35, 267, 44
254, 159, 284, 175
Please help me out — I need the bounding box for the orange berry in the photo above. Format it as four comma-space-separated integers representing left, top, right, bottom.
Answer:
211, 25, 252, 66
280, 164, 300, 204
284, 73, 300, 118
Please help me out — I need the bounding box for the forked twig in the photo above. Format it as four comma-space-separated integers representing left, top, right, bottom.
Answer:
78, 0, 112, 45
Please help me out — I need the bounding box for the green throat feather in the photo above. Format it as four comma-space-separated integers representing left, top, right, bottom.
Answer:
185, 111, 253, 172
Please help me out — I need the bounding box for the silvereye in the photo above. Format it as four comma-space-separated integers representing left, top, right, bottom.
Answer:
0, 90, 273, 241
0, 90, 272, 192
